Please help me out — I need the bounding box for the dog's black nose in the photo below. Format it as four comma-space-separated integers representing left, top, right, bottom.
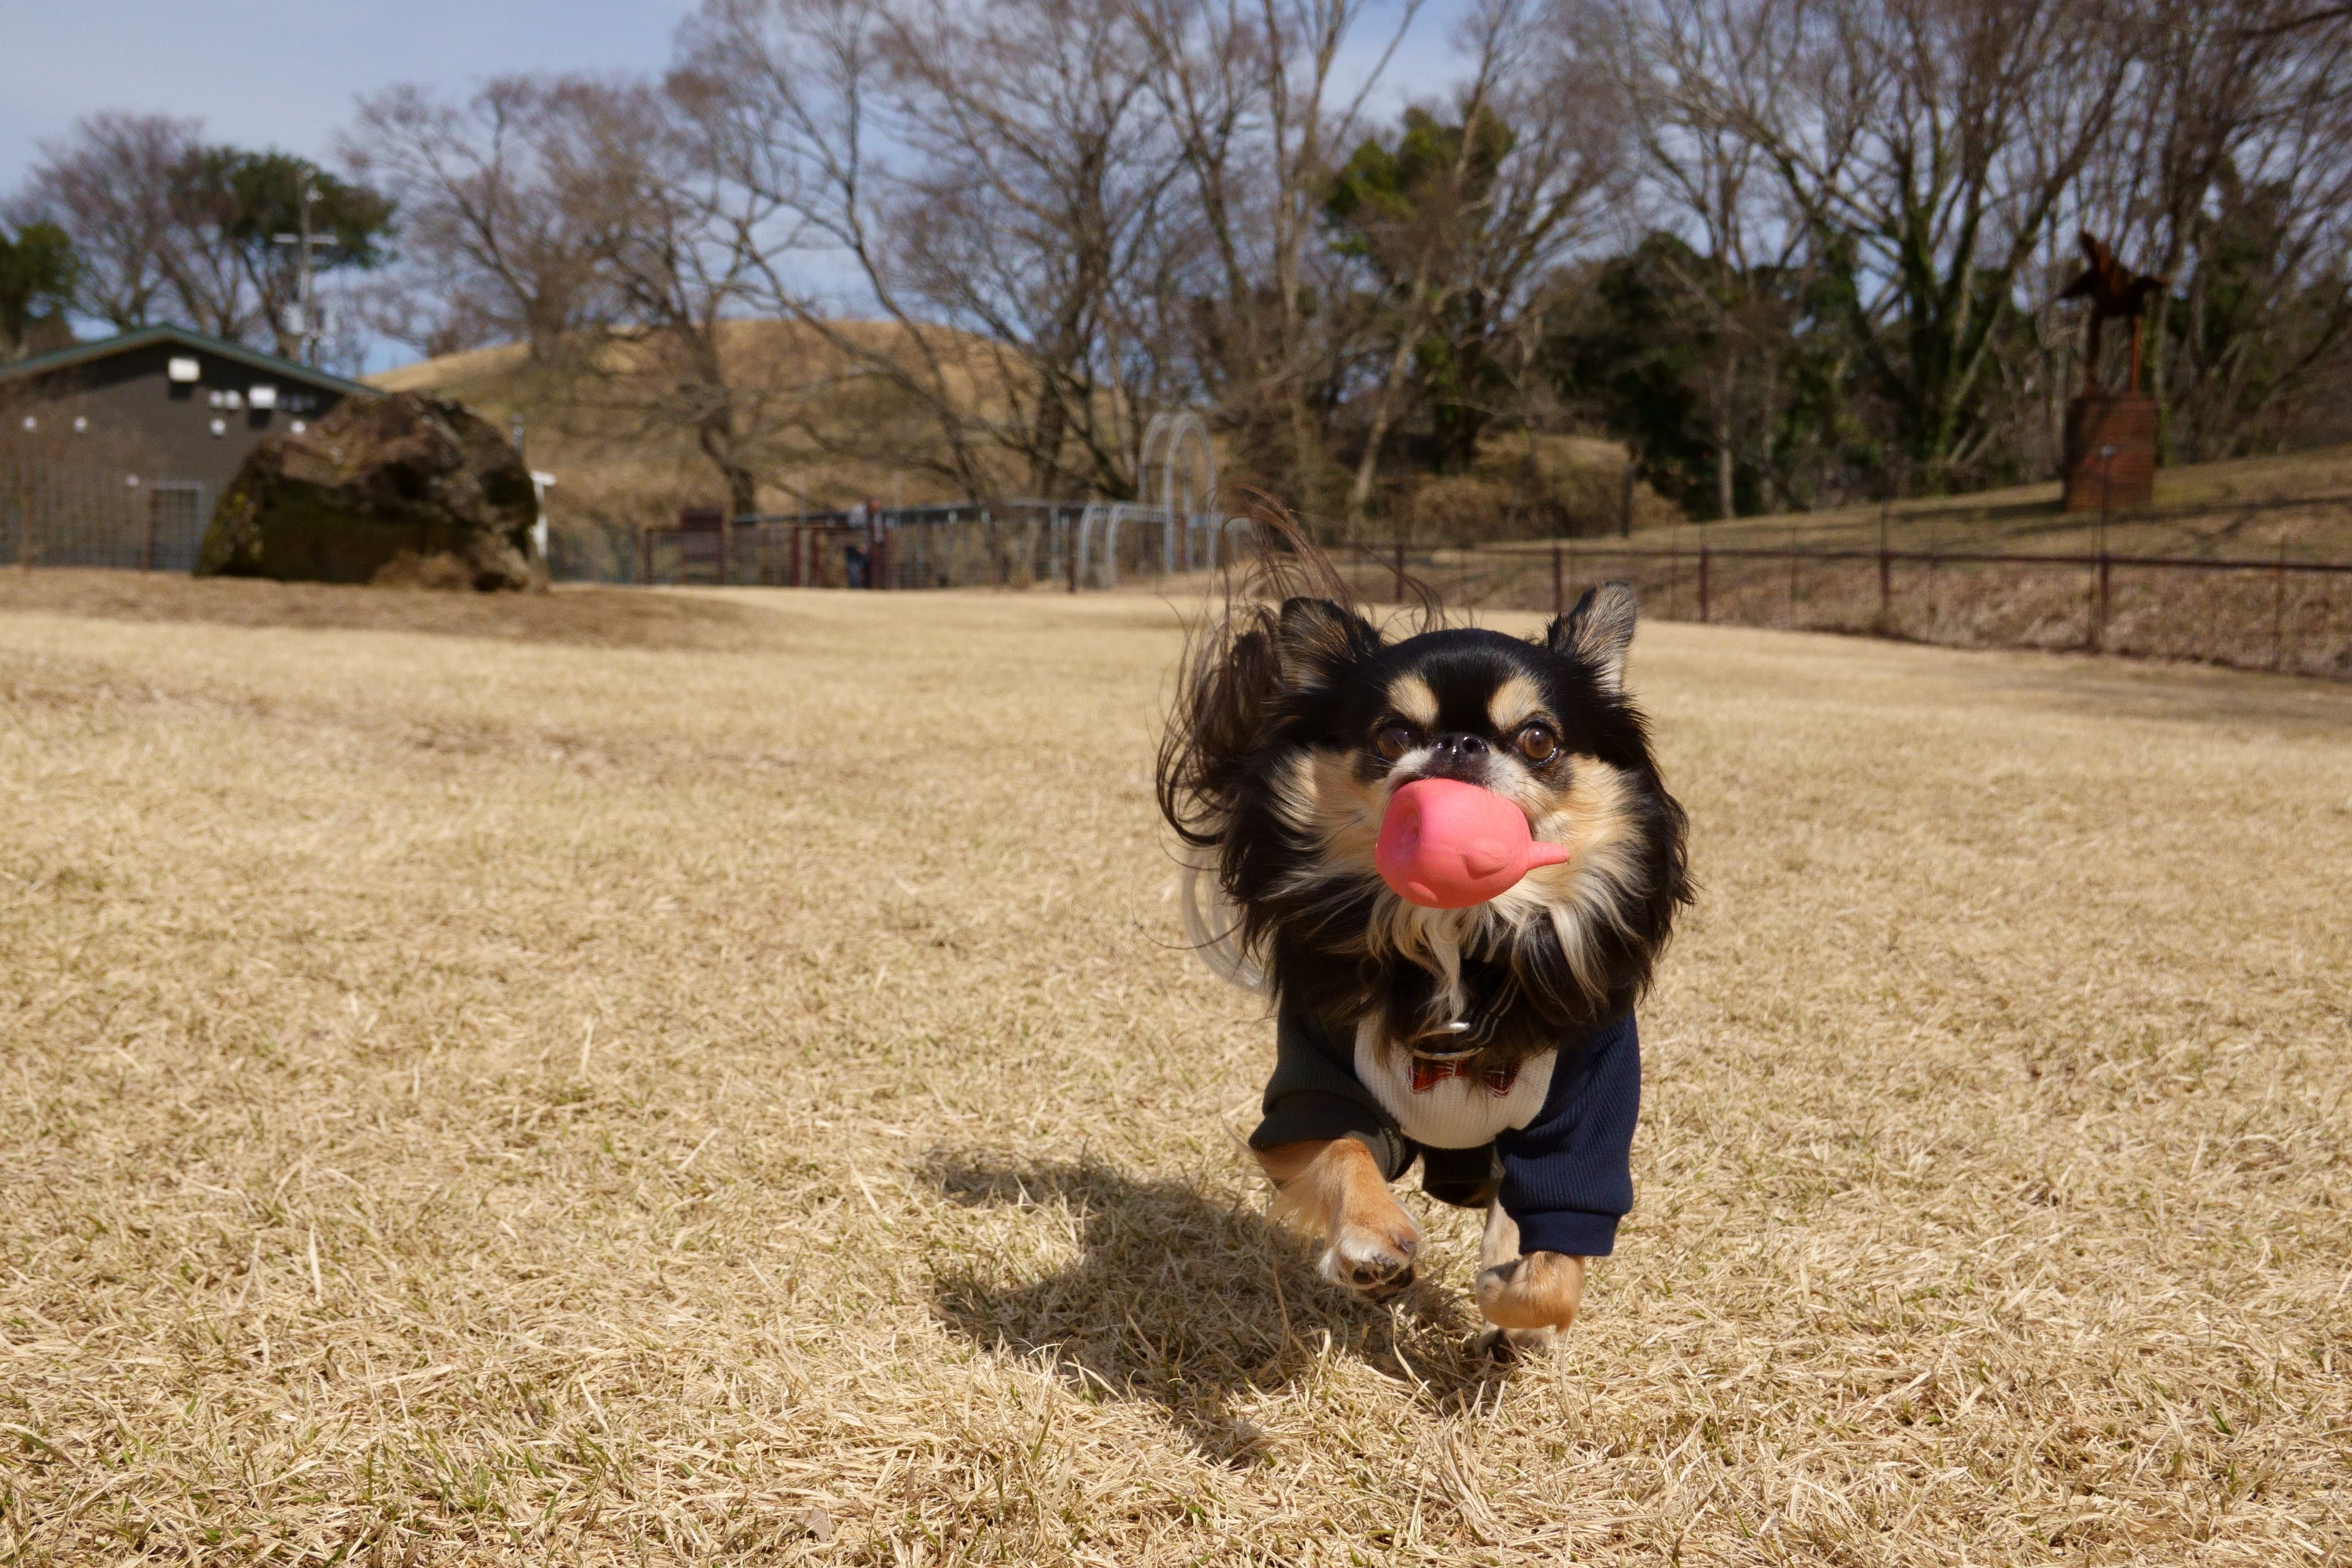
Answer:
1419, 732, 1492, 782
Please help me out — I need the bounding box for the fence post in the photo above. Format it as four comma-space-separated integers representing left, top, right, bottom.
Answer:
1927, 524, 1939, 629
142, 490, 158, 573
1786, 527, 1798, 626
2094, 550, 2111, 654
1698, 540, 1711, 624
1877, 512, 1892, 630
2091, 445, 2114, 653
1551, 540, 1563, 618
2272, 539, 2288, 672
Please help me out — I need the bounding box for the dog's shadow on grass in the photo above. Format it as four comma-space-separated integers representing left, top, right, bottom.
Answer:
922, 1153, 1495, 1463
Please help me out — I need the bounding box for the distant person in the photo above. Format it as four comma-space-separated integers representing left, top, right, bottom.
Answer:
844, 541, 869, 590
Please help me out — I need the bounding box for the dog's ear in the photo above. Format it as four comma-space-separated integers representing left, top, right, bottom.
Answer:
1545, 582, 1637, 693
1277, 597, 1378, 692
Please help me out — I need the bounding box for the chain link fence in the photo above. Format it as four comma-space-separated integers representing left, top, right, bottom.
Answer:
2, 458, 209, 572
623, 501, 1249, 590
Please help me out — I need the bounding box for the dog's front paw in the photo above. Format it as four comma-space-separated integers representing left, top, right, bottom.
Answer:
1474, 1250, 1584, 1332
1472, 1324, 1558, 1362
1320, 1212, 1422, 1300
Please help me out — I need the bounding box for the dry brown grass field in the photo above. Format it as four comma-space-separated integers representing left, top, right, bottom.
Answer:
3, 571, 2349, 1565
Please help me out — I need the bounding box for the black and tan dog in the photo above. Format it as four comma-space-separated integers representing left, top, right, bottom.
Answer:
1158, 550, 1688, 1356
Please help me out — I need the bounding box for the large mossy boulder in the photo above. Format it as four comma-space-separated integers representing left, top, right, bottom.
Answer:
198, 393, 540, 590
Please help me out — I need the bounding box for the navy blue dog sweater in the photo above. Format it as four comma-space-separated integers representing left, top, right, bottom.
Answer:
1248, 1008, 1641, 1257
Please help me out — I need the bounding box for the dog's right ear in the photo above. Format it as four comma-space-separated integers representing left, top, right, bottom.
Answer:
1277, 597, 1378, 692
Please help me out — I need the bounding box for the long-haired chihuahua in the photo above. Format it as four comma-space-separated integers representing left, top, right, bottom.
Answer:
1158, 533, 1689, 1358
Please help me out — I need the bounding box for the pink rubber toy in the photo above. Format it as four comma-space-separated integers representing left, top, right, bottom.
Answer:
1375, 778, 1571, 908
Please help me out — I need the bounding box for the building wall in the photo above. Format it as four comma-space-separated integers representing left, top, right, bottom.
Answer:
13, 340, 359, 503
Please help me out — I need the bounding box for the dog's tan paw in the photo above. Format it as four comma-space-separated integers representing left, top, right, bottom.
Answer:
1320, 1212, 1421, 1299
1472, 1323, 1558, 1362
1473, 1250, 1584, 1332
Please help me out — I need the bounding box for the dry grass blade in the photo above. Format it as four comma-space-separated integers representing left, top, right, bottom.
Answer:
0, 571, 2346, 1565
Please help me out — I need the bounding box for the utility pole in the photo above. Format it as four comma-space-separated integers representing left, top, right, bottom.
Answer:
272, 177, 334, 366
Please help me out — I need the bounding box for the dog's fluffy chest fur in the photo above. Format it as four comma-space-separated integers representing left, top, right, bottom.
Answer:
1350, 1018, 1557, 1148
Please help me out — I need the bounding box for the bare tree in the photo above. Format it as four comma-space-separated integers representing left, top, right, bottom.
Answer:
1132, 0, 1424, 510
877, 0, 1193, 499
561, 76, 810, 519
5, 114, 190, 331
2110, 0, 2352, 458
1329, 0, 1626, 527
673, 0, 1208, 503
1596, 0, 1820, 516
673, 0, 1001, 500
345, 80, 622, 360
1638, 0, 2132, 489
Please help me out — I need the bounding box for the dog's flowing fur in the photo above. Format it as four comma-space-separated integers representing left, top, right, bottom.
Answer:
1158, 523, 1689, 1353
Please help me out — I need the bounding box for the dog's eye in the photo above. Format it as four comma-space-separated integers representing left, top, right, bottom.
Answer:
1515, 723, 1559, 763
1371, 722, 1417, 761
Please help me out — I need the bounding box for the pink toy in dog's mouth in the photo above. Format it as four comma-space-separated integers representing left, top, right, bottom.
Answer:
1375, 777, 1570, 909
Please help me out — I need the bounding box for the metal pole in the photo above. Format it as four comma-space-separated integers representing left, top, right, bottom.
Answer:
1927, 522, 1939, 630
2094, 444, 2115, 653
2272, 538, 2289, 672
142, 487, 157, 572
1787, 527, 1798, 626
1877, 507, 1892, 630
1699, 540, 1711, 624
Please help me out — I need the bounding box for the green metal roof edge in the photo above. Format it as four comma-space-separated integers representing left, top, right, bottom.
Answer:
0, 324, 380, 399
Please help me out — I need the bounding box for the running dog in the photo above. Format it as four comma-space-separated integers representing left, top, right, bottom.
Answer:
1158, 547, 1689, 1357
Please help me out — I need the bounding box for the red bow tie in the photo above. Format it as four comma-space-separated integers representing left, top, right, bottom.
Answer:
1410, 1057, 1522, 1096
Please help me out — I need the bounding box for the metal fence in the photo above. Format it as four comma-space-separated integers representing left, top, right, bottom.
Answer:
8, 448, 2341, 679
1331, 535, 2352, 680
628, 500, 1253, 590
2, 461, 208, 572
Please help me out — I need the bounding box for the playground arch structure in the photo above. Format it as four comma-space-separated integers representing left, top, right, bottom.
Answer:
629, 411, 1253, 590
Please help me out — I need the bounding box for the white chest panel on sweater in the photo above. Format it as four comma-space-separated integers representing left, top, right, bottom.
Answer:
1351, 1018, 1558, 1150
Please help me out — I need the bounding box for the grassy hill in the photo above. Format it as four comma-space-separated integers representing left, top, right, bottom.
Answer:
1613, 444, 2352, 563
369, 319, 1038, 575
369, 323, 1653, 564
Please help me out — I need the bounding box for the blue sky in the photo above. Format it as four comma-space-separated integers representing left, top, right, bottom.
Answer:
4, 1, 1465, 370
0, 1, 693, 197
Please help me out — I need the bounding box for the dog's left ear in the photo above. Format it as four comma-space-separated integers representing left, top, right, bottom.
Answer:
1545, 582, 1638, 693
1277, 597, 1378, 692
